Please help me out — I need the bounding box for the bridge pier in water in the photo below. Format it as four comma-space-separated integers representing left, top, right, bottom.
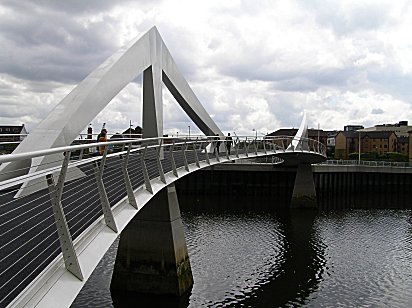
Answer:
291, 163, 317, 209
111, 182, 193, 296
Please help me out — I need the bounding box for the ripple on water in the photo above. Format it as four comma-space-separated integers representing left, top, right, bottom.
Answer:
305, 209, 412, 308
183, 210, 287, 307
72, 208, 412, 308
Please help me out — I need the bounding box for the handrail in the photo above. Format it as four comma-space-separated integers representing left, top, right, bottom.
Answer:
0, 135, 327, 164
319, 159, 412, 168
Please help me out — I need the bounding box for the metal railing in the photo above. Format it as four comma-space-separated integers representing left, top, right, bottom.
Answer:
319, 160, 412, 168
0, 134, 325, 307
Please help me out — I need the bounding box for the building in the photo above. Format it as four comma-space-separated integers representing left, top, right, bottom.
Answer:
361, 121, 411, 137
409, 131, 412, 163
397, 136, 409, 156
335, 131, 358, 159
0, 124, 28, 153
0, 124, 27, 142
361, 131, 397, 154
267, 128, 328, 147
344, 125, 364, 132
335, 130, 397, 159
122, 126, 143, 138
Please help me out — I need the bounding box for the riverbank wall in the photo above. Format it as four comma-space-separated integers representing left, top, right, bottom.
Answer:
175, 163, 412, 210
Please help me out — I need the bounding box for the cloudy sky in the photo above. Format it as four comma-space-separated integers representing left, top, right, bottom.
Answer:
1, 0, 412, 137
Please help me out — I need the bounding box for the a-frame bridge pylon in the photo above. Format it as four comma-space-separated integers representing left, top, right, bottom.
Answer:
0, 27, 223, 192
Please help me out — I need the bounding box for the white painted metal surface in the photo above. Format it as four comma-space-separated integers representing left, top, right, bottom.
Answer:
0, 27, 222, 189
290, 111, 308, 151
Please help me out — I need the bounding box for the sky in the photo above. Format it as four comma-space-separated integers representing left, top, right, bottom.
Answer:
1, 0, 412, 137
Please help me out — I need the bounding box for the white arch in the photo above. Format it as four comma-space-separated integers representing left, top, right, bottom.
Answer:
0, 27, 223, 196
289, 111, 308, 151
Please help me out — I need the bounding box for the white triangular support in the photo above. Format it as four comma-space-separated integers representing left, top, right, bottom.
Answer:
1, 26, 223, 196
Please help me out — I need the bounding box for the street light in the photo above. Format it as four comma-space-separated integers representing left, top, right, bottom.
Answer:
188, 125, 190, 139
129, 120, 133, 139
358, 130, 361, 163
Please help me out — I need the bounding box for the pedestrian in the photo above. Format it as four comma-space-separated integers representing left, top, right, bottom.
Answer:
97, 128, 107, 141
215, 134, 221, 155
98, 129, 107, 155
225, 133, 233, 155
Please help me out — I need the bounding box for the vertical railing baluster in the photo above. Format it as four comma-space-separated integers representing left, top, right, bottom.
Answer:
225, 137, 230, 160
263, 138, 267, 154
234, 137, 240, 158
182, 140, 189, 171
94, 147, 118, 232
140, 145, 153, 193
170, 141, 178, 177
156, 139, 166, 183
204, 138, 210, 165
99, 145, 108, 176
46, 151, 83, 281
78, 148, 84, 160
122, 142, 138, 209
194, 138, 200, 168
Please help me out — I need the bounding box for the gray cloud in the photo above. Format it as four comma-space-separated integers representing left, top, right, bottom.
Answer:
371, 108, 383, 114
366, 66, 412, 103
0, 0, 160, 15
0, 0, 411, 136
0, 1, 154, 83
297, 0, 394, 36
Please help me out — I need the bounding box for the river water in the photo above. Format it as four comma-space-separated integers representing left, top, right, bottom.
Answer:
72, 196, 412, 307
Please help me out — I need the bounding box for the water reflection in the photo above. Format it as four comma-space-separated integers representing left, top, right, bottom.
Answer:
71, 196, 412, 307
111, 290, 190, 307
176, 196, 326, 307
238, 209, 326, 307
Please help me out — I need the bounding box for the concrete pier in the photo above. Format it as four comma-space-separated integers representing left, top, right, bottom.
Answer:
111, 183, 193, 296
290, 163, 317, 209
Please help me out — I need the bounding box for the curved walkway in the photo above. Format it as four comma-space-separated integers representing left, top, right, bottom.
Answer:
0, 136, 326, 307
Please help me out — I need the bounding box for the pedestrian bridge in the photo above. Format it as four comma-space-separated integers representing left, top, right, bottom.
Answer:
0, 135, 325, 307
0, 26, 326, 307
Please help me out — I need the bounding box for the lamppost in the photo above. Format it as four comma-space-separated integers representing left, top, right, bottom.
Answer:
176, 132, 179, 139
129, 120, 133, 139
188, 125, 190, 139
358, 130, 361, 163
252, 128, 257, 138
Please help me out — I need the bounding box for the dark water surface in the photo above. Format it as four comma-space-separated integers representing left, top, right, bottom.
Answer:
72, 197, 412, 307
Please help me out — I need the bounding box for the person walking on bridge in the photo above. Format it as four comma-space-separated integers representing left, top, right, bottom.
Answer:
225, 133, 233, 155
214, 134, 221, 155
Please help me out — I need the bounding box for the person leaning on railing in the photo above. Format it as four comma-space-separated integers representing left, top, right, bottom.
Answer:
98, 129, 107, 155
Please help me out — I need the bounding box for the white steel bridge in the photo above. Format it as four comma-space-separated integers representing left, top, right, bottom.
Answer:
0, 26, 326, 307
0, 135, 325, 307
